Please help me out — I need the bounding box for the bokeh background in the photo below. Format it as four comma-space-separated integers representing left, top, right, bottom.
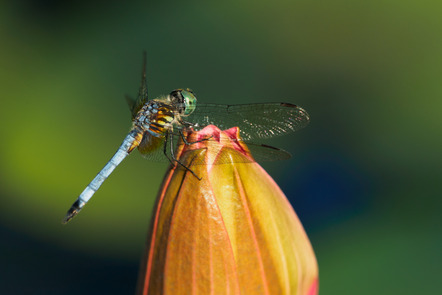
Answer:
1, 0, 440, 294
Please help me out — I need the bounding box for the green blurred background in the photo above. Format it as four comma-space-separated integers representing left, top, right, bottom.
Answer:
1, 0, 440, 294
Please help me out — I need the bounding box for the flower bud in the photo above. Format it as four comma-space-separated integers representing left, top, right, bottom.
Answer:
137, 125, 318, 295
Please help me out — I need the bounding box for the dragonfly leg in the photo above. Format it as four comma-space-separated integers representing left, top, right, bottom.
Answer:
168, 132, 201, 180
162, 132, 175, 166
178, 119, 193, 128
179, 130, 213, 145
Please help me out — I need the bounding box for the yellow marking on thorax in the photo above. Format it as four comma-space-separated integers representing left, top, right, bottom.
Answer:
149, 108, 175, 135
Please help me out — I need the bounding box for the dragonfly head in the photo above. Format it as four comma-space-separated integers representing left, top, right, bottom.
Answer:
170, 89, 197, 116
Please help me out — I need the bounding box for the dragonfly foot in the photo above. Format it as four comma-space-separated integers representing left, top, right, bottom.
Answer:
178, 154, 202, 180
187, 167, 202, 180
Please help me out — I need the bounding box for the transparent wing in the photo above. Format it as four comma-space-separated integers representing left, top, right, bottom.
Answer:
246, 143, 292, 162
186, 103, 310, 141
182, 139, 292, 165
127, 52, 149, 119
137, 132, 291, 164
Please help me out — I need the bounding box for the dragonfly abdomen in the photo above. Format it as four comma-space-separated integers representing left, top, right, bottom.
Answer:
63, 131, 140, 223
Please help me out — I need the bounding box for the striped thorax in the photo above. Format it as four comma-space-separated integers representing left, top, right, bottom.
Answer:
134, 101, 175, 137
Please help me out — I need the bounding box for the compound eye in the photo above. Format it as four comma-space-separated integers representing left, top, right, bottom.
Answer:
181, 89, 197, 116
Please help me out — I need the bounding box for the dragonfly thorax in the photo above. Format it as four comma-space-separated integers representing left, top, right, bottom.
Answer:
133, 100, 176, 137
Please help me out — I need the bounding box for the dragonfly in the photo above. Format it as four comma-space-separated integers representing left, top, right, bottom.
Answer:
62, 54, 310, 223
